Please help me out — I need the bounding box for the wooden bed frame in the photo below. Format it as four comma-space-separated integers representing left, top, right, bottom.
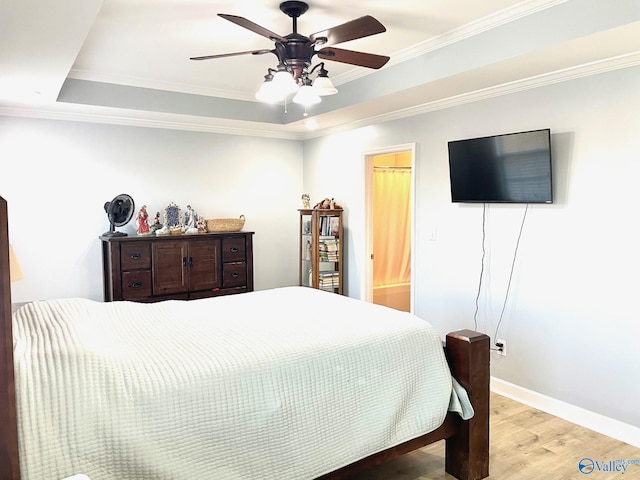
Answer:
0, 194, 489, 480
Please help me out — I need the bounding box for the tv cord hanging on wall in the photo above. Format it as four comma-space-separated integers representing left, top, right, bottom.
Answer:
493, 203, 529, 342
473, 203, 487, 332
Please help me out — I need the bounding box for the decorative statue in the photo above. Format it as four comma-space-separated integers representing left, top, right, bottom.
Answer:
184, 205, 197, 229
149, 211, 162, 234
183, 205, 199, 234
314, 197, 342, 210
136, 205, 150, 235
314, 198, 331, 209
301, 194, 311, 209
197, 216, 207, 233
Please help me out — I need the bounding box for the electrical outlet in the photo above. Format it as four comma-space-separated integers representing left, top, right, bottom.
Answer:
496, 339, 507, 356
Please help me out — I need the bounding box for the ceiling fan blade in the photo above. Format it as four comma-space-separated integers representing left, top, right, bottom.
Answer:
190, 49, 273, 61
317, 47, 390, 69
218, 14, 289, 42
310, 16, 386, 45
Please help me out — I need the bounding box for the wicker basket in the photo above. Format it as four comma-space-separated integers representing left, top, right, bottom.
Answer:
205, 215, 245, 232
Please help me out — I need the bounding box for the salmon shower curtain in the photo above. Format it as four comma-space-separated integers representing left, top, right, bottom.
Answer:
373, 168, 411, 287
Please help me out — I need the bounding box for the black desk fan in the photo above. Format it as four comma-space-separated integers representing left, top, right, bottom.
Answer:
102, 193, 134, 237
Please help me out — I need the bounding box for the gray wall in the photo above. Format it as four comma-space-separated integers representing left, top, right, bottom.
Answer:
302, 65, 640, 428
1, 118, 303, 300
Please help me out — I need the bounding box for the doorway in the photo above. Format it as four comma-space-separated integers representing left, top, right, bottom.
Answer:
364, 144, 415, 312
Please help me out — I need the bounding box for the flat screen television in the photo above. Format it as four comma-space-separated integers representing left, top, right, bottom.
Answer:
448, 128, 553, 203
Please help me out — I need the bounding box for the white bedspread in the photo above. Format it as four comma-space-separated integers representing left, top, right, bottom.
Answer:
13, 286, 471, 480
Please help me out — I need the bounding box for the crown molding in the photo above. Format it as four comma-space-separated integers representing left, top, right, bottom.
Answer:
332, 0, 570, 85
0, 105, 301, 140
302, 52, 640, 139
2, 51, 638, 140
67, 69, 257, 102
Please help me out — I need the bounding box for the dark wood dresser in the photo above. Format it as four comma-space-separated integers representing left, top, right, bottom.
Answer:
100, 231, 254, 302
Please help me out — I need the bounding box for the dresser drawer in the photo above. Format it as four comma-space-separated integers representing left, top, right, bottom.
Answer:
120, 243, 151, 270
122, 271, 152, 299
222, 237, 246, 262
222, 262, 247, 288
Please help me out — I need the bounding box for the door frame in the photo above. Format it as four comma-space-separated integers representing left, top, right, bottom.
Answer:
362, 143, 417, 312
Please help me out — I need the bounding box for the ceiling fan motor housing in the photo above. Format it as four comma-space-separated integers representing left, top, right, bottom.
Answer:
280, 1, 309, 19
278, 34, 316, 79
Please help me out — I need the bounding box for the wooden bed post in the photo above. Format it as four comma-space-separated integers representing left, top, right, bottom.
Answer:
0, 195, 20, 480
445, 329, 490, 480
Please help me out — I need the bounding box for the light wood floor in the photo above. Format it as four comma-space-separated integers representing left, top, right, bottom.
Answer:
350, 393, 639, 480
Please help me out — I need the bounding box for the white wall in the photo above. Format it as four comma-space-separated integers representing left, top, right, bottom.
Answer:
302, 65, 640, 429
1, 118, 303, 301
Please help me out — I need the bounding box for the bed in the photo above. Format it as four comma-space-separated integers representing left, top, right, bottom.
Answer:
0, 194, 489, 480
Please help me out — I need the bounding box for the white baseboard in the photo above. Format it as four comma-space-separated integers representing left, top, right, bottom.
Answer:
491, 377, 640, 448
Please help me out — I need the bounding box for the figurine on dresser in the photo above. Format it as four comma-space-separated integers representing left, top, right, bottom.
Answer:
184, 205, 197, 228
183, 205, 199, 234
197, 216, 207, 233
136, 205, 150, 235
149, 211, 162, 234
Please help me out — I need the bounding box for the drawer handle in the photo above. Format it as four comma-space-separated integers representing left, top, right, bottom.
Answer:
231, 272, 239, 278
230, 247, 239, 253
129, 281, 143, 289
130, 253, 141, 260
183, 257, 194, 266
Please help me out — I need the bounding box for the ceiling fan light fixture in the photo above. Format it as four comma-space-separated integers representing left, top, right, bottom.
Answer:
255, 71, 285, 103
312, 74, 337, 96
255, 80, 283, 103
272, 66, 299, 96
307, 63, 337, 96
293, 78, 321, 106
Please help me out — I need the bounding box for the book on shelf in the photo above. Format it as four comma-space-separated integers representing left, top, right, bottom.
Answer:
319, 215, 340, 236
318, 271, 340, 291
329, 216, 340, 236
318, 236, 339, 262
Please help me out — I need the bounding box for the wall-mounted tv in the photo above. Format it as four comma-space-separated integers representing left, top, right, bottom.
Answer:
448, 128, 553, 203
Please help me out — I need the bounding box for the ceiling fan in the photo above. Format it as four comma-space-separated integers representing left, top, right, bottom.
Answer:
190, 1, 390, 83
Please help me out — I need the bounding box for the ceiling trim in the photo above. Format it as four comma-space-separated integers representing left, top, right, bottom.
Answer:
301, 51, 640, 139
2, 51, 638, 140
324, 0, 570, 86
67, 69, 254, 102
0, 106, 301, 140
